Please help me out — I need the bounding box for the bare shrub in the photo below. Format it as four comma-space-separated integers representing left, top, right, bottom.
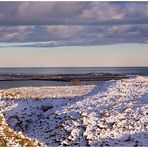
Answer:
71, 79, 80, 86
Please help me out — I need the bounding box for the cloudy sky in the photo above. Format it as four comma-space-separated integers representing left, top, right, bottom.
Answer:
0, 1, 148, 67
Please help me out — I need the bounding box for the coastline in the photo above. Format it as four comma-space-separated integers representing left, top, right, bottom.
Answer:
0, 73, 130, 81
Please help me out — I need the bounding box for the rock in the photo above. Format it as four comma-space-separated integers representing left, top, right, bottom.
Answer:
41, 104, 53, 112
8, 115, 23, 132
108, 122, 116, 129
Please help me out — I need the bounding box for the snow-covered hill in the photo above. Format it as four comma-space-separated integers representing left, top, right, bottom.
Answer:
0, 76, 148, 146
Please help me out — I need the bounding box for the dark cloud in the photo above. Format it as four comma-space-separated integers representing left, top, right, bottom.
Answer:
0, 2, 148, 46
0, 2, 148, 26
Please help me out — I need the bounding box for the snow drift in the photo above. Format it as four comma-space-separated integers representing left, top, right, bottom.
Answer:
0, 76, 148, 146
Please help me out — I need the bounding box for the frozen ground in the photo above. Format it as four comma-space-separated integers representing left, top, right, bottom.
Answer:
0, 85, 95, 99
0, 76, 148, 146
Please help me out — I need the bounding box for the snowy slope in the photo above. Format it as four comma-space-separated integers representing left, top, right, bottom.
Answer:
0, 76, 148, 146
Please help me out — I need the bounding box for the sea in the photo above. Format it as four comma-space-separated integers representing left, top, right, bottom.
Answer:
0, 67, 148, 75
0, 67, 147, 89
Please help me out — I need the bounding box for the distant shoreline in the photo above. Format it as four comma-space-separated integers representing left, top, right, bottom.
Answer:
0, 73, 133, 81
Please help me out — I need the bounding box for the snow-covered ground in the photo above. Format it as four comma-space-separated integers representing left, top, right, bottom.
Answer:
0, 76, 148, 146
0, 85, 95, 99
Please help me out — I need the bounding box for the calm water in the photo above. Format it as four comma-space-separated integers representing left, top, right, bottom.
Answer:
0, 67, 148, 75
0, 67, 147, 89
0, 80, 103, 89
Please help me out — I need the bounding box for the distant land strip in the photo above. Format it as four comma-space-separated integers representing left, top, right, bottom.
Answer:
0, 73, 131, 81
